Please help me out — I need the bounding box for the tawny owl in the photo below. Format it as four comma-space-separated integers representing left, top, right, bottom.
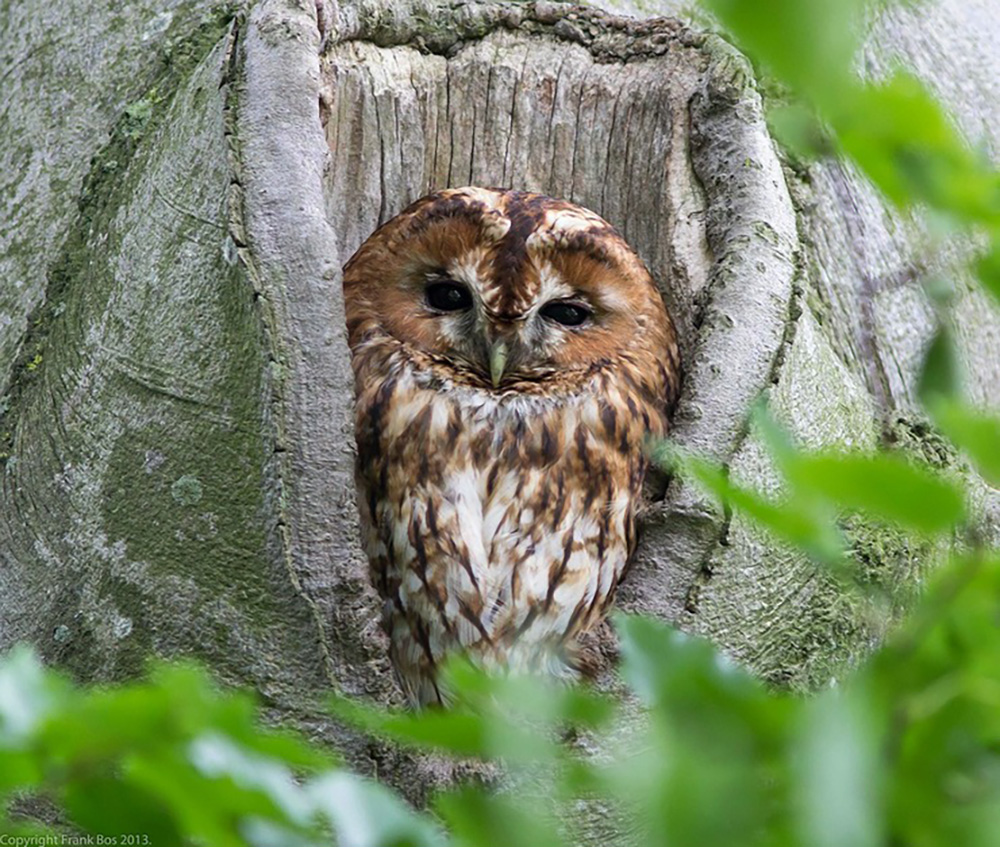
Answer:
344, 187, 680, 706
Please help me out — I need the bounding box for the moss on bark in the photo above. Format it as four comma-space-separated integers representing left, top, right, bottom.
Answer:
0, 6, 332, 705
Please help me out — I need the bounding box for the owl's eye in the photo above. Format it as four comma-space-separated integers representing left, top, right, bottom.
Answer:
540, 301, 591, 327
426, 281, 473, 312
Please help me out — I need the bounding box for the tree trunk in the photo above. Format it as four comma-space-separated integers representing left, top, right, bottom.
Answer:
2, 0, 999, 800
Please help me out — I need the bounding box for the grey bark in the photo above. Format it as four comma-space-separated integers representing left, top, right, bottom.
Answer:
2, 0, 999, 804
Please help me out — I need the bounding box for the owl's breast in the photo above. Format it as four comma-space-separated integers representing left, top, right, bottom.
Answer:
353, 352, 662, 687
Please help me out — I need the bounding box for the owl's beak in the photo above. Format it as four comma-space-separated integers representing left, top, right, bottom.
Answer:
489, 340, 509, 388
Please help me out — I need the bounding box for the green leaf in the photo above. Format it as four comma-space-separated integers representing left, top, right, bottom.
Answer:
832, 74, 1000, 219
750, 398, 799, 470
785, 452, 965, 533
0, 646, 65, 744
436, 787, 565, 847
332, 660, 613, 765
767, 101, 833, 160
62, 776, 183, 846
440, 660, 615, 729
918, 326, 962, 406
125, 751, 256, 847
794, 690, 883, 847
42, 662, 331, 772
975, 238, 1000, 305
614, 616, 790, 847
684, 454, 846, 564
0, 749, 41, 795
329, 694, 492, 758
616, 615, 769, 714
310, 772, 445, 847
709, 0, 1000, 230
187, 732, 316, 826
42, 685, 175, 763
866, 556, 1000, 844
241, 818, 324, 847
929, 400, 1000, 487
705, 0, 862, 100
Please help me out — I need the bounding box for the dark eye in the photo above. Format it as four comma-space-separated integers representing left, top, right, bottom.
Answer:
540, 301, 591, 327
426, 281, 473, 312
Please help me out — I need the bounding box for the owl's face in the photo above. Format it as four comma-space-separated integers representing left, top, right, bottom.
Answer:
344, 187, 673, 393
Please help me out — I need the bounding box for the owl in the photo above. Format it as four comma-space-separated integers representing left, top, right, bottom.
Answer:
343, 187, 680, 706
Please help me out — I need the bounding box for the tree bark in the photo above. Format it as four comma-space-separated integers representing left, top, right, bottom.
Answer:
2, 0, 999, 801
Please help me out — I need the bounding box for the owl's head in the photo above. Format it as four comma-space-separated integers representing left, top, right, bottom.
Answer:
343, 187, 676, 394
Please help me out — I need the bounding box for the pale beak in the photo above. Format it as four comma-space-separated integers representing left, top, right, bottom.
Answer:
489, 340, 509, 389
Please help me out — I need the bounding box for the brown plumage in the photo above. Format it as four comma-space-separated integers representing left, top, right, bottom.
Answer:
343, 187, 680, 705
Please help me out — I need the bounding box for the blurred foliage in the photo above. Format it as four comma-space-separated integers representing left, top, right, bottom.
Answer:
9, 556, 1000, 846
708, 0, 1000, 231
0, 654, 443, 847
4, 0, 1000, 846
